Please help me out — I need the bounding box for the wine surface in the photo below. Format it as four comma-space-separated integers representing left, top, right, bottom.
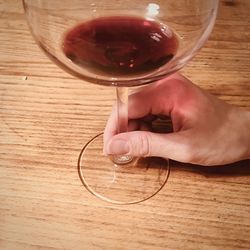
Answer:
62, 16, 178, 75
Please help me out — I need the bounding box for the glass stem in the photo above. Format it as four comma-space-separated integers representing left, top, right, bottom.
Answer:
116, 87, 129, 134
111, 87, 133, 165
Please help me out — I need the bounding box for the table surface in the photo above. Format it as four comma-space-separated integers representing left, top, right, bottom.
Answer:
0, 0, 250, 249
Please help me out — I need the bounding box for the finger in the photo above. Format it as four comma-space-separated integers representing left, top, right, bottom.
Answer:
106, 130, 192, 163
104, 117, 150, 154
103, 106, 147, 153
103, 105, 117, 153
127, 73, 186, 120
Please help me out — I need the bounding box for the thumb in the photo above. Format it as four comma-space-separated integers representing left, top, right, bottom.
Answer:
105, 130, 192, 163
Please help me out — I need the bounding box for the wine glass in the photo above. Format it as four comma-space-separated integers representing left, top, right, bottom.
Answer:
23, 0, 219, 204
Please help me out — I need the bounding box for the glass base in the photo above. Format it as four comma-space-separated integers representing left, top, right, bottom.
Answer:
78, 133, 170, 204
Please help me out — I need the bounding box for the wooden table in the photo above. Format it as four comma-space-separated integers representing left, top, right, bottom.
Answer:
1, 0, 249, 249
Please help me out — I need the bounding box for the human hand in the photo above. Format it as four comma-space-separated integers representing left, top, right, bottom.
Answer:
104, 74, 250, 166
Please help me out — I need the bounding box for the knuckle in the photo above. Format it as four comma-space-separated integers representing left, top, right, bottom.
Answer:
131, 132, 151, 157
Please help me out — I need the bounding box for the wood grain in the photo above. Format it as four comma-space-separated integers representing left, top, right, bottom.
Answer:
0, 0, 250, 249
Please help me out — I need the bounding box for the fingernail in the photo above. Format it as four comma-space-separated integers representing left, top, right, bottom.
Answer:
107, 139, 130, 155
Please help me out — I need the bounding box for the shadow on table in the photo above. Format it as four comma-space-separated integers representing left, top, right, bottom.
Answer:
170, 159, 250, 178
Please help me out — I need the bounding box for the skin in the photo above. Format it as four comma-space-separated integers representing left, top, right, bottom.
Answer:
104, 74, 250, 166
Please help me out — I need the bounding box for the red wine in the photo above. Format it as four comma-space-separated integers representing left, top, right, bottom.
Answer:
62, 16, 178, 75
